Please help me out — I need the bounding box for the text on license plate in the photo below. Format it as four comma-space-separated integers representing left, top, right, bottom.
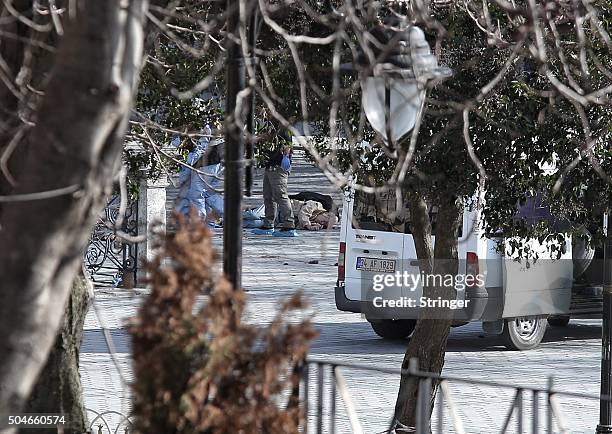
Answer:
356, 257, 396, 273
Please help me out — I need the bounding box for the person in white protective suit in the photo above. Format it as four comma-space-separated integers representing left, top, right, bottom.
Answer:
175, 127, 225, 225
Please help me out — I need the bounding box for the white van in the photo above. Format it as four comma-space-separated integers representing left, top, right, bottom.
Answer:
335, 187, 603, 350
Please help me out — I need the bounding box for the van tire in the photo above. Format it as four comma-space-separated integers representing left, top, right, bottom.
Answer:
502, 317, 547, 350
369, 319, 416, 339
547, 315, 570, 327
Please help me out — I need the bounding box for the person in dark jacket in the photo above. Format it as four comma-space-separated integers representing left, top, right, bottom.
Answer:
253, 142, 297, 237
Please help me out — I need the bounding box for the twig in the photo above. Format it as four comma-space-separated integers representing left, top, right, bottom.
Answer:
0, 184, 80, 202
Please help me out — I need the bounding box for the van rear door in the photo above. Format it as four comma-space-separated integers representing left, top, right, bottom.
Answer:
344, 189, 405, 302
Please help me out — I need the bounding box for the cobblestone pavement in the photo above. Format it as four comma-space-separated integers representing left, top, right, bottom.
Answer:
81, 228, 604, 433
81, 152, 604, 433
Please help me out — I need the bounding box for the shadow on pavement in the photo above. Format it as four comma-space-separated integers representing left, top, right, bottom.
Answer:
542, 321, 601, 343
81, 328, 131, 354
79, 320, 602, 356
309, 320, 602, 355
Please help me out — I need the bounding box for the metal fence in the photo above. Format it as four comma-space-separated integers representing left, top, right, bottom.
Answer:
83, 195, 138, 287
65, 360, 609, 433
302, 358, 606, 434
84, 408, 133, 434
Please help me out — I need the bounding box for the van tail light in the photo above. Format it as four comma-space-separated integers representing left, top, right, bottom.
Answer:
466, 252, 479, 288
337, 242, 346, 284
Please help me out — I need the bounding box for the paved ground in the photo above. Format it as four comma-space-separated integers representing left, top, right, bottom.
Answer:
80, 152, 605, 433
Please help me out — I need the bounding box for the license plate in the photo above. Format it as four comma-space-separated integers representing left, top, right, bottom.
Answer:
356, 257, 396, 273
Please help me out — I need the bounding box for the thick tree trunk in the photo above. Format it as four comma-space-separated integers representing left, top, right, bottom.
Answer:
394, 194, 463, 429
0, 1, 148, 428
23, 276, 93, 434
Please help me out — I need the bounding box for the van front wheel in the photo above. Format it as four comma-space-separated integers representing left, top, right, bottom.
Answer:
369, 319, 416, 340
502, 317, 547, 350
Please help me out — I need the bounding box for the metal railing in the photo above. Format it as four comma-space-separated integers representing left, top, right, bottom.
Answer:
84, 408, 133, 434
70, 360, 608, 433
83, 194, 139, 287
302, 358, 606, 434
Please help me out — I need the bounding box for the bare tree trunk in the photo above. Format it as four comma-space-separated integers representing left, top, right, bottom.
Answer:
0, 1, 148, 427
23, 276, 93, 434
394, 194, 463, 429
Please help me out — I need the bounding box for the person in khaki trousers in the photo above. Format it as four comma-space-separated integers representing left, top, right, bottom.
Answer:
253, 143, 297, 237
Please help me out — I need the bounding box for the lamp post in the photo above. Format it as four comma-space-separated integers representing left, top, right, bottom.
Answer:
598, 212, 612, 433
245, 10, 260, 197
223, 0, 245, 289
356, 22, 451, 147
224, 0, 258, 289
